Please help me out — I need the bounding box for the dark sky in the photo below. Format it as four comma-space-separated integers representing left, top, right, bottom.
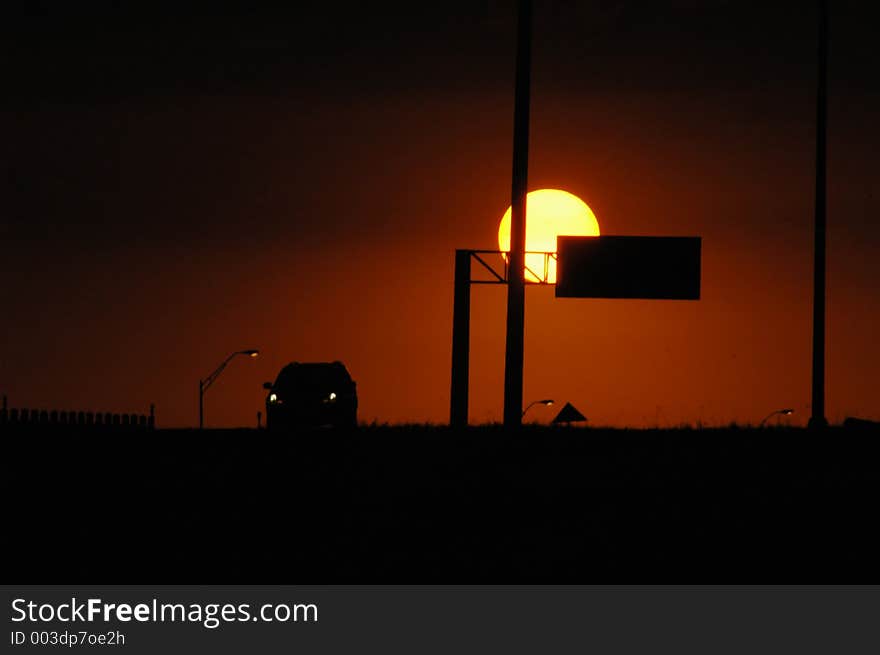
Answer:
2, 1, 878, 427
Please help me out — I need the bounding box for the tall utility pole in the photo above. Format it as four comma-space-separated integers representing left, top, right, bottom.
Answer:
503, 0, 532, 428
809, 0, 828, 429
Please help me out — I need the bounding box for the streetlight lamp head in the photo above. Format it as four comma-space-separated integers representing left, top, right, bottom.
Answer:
241, 349, 260, 357
541, 399, 554, 406
782, 408, 794, 415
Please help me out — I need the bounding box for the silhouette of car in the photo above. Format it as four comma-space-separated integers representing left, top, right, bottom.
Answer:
263, 361, 357, 430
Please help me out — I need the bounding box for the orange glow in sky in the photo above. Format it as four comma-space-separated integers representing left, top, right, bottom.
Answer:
497, 189, 600, 282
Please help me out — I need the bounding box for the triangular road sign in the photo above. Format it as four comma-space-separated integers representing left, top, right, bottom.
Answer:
552, 402, 587, 424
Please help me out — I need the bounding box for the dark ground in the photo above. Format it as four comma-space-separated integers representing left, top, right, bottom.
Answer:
4, 424, 879, 582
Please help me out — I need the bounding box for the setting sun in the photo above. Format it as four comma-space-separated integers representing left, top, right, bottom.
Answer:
498, 189, 600, 283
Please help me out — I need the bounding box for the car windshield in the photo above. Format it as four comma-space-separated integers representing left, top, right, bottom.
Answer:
275, 364, 351, 392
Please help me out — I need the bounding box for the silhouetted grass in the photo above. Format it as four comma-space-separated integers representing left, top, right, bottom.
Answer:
4, 423, 878, 581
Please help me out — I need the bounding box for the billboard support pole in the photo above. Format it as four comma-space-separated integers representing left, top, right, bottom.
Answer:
450, 249, 472, 427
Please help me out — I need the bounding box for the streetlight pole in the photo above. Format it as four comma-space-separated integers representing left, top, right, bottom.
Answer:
199, 349, 259, 429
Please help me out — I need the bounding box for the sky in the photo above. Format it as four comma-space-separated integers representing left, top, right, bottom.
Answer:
2, 1, 878, 427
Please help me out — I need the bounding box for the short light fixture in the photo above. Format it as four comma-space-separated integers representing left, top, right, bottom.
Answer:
760, 408, 795, 428
522, 399, 555, 419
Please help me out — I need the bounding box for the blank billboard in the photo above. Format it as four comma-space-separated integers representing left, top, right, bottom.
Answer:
555, 236, 701, 299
